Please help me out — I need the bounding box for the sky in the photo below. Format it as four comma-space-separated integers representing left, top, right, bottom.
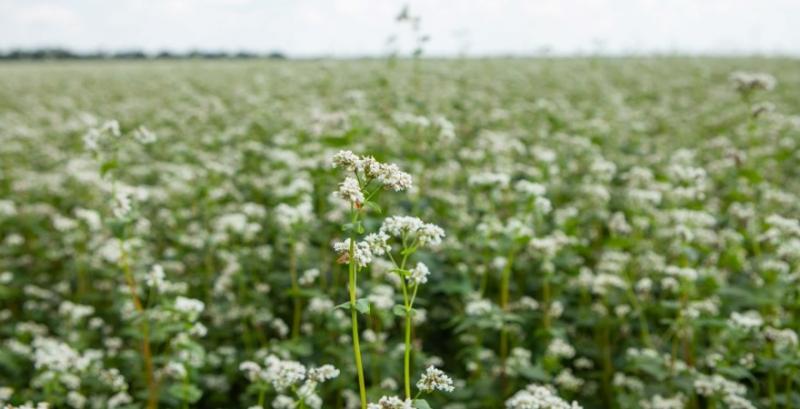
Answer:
1, 0, 798, 57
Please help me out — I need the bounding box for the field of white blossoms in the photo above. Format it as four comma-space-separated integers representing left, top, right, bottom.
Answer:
0, 58, 799, 409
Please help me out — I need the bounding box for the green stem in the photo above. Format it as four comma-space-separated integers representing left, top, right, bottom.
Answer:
404, 304, 413, 400
289, 240, 301, 339
120, 243, 159, 409
768, 345, 777, 409
348, 213, 367, 409
499, 248, 516, 370
625, 287, 652, 347
542, 273, 551, 331
601, 321, 614, 408
181, 375, 189, 409
257, 388, 266, 408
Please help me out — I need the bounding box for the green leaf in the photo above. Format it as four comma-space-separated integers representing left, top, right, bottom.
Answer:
392, 304, 407, 317
333, 302, 350, 311
355, 298, 371, 314
414, 399, 432, 409
364, 201, 382, 214
520, 365, 549, 381
100, 159, 118, 176
166, 383, 203, 404
392, 268, 410, 277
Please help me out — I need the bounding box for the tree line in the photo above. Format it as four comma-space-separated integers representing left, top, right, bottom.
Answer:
0, 48, 288, 60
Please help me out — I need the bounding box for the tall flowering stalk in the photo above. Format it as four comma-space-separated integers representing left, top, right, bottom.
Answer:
332, 151, 412, 409
332, 151, 454, 408
375, 216, 444, 398
85, 121, 160, 409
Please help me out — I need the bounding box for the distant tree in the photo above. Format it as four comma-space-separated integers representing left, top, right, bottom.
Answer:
0, 48, 290, 60
113, 50, 148, 59
156, 50, 176, 59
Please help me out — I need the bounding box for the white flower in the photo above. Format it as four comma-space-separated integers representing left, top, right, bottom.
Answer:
308, 365, 340, 382
380, 216, 445, 248
640, 394, 685, 409
728, 310, 763, 331
333, 239, 374, 268
239, 361, 262, 381
299, 268, 320, 286
272, 395, 295, 409
164, 361, 187, 379
174, 296, 205, 318
274, 201, 314, 231
338, 176, 365, 205
0, 200, 16, 217
515, 180, 547, 196
189, 322, 207, 337
262, 355, 306, 392
332, 151, 412, 191
506, 384, 582, 409
271, 319, 289, 338
534, 196, 552, 214
374, 162, 412, 191
83, 128, 101, 151
408, 262, 430, 285
469, 172, 510, 188
332, 150, 361, 171
133, 126, 157, 144
146, 264, 166, 290
418, 223, 445, 247
764, 327, 799, 350
364, 232, 391, 256
723, 394, 756, 409
465, 299, 493, 316
108, 392, 132, 409
102, 120, 121, 137
546, 338, 575, 359
368, 285, 395, 310
58, 301, 95, 322
32, 337, 86, 372
307, 297, 334, 314
416, 365, 455, 393
554, 369, 583, 391
367, 396, 414, 409
112, 189, 133, 218
694, 374, 747, 398
729, 71, 776, 93
66, 391, 86, 409
381, 216, 424, 237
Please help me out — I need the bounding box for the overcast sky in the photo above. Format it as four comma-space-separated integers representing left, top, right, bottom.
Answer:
1, 0, 798, 57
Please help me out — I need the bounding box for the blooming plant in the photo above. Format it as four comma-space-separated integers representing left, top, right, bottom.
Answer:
2, 53, 800, 409
331, 151, 452, 408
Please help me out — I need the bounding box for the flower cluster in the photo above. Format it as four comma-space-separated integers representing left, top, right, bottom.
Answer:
239, 356, 339, 409
380, 216, 445, 247
332, 151, 413, 192
367, 396, 413, 409
729, 71, 777, 94
416, 366, 455, 393
506, 384, 583, 409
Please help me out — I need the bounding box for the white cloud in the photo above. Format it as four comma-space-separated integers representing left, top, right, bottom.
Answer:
15, 3, 80, 26
0, 0, 798, 56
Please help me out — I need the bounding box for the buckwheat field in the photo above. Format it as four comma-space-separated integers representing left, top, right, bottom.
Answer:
1, 58, 800, 409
